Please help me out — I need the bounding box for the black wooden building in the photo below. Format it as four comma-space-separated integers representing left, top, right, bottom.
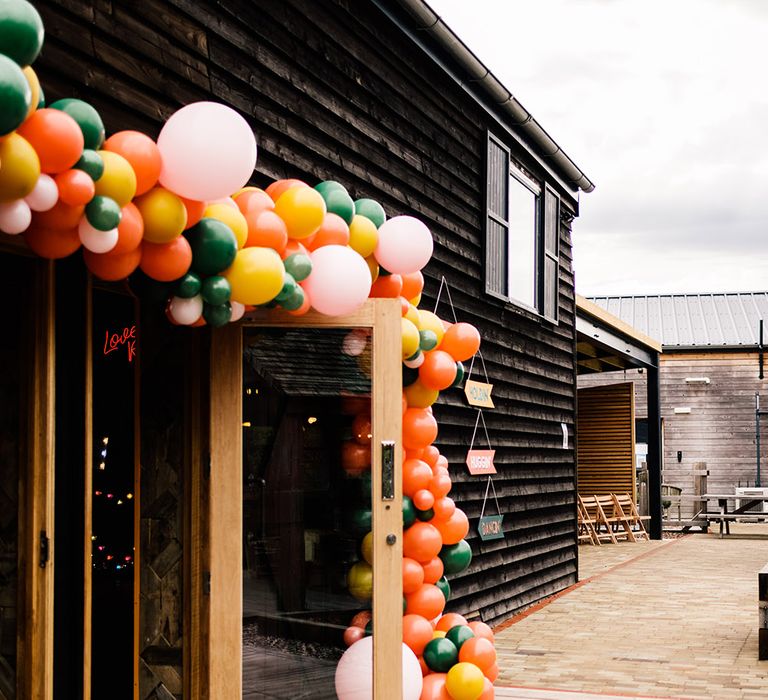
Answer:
5, 0, 595, 696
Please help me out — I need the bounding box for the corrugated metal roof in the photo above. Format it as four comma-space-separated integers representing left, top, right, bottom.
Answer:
588, 293, 768, 348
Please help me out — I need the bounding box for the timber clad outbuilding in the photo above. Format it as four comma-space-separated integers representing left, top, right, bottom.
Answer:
2, 1, 595, 697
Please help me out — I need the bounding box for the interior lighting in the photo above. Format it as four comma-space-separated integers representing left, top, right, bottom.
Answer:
102, 437, 109, 445
98, 462, 105, 470
242, 421, 252, 428
308, 416, 318, 424
126, 493, 133, 500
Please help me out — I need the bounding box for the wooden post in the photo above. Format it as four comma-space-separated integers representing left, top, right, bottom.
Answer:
760, 563, 768, 660
647, 363, 663, 539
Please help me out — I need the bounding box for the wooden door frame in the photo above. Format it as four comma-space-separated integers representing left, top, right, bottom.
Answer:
207, 299, 403, 699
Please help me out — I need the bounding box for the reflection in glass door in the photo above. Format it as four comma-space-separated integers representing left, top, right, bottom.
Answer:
241, 328, 374, 698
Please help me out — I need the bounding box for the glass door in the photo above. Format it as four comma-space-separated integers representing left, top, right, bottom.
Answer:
208, 300, 403, 699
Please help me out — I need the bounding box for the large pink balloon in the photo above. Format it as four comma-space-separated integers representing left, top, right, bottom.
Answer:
157, 102, 257, 201
334, 636, 423, 700
374, 215, 433, 275
303, 244, 372, 316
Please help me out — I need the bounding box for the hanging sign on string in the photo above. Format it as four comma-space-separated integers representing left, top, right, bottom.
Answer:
478, 476, 504, 541
466, 409, 496, 475
463, 351, 494, 408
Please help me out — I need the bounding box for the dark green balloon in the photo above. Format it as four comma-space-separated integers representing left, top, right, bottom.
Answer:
349, 507, 372, 533
402, 365, 419, 388
314, 180, 346, 197
324, 188, 355, 225
439, 540, 472, 575
354, 198, 386, 229
423, 637, 458, 673
203, 301, 232, 328
0, 0, 44, 66
274, 272, 297, 303
435, 575, 451, 603
406, 350, 421, 363
451, 361, 466, 388
50, 98, 105, 150
186, 218, 238, 276
445, 624, 474, 651
0, 54, 30, 135
85, 195, 121, 231
175, 272, 202, 299
364, 619, 373, 636
402, 495, 416, 529
74, 149, 104, 181
357, 472, 372, 502
280, 285, 305, 311
415, 507, 434, 522
284, 253, 312, 282
201, 276, 231, 305
419, 329, 438, 352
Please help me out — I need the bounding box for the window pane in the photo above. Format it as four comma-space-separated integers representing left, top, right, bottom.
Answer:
508, 177, 537, 307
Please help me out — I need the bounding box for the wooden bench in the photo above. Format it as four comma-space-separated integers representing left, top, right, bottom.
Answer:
760, 564, 768, 660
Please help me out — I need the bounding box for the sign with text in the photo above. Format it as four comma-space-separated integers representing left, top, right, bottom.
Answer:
464, 380, 494, 408
466, 449, 496, 475
478, 514, 504, 541
103, 325, 137, 363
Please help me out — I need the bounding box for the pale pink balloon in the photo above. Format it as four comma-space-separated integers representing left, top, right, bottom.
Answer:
157, 102, 257, 201
25, 174, 59, 212
374, 215, 433, 275
168, 295, 203, 325
303, 245, 372, 316
0, 199, 32, 234
78, 218, 118, 253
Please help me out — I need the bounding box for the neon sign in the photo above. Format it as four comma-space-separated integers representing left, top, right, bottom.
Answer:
103, 325, 137, 362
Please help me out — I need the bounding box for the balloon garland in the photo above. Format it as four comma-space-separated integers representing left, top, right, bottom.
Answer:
0, 2, 495, 698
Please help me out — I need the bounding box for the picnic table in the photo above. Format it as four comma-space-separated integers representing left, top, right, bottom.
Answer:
700, 493, 768, 538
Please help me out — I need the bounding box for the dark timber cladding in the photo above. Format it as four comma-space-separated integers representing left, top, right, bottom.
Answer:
33, 0, 580, 626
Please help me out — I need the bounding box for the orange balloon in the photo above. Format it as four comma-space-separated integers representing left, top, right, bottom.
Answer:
352, 414, 372, 445
429, 473, 452, 499
83, 246, 141, 281
403, 408, 438, 450
343, 626, 365, 647
18, 108, 84, 174
34, 201, 84, 230
479, 677, 495, 699
419, 656, 430, 677
265, 178, 308, 202
350, 610, 372, 629
484, 662, 499, 683
55, 169, 95, 206
245, 209, 288, 253
419, 350, 458, 391
459, 637, 496, 671
433, 497, 456, 522
111, 202, 144, 254
403, 522, 442, 563
401, 271, 424, 301
399, 296, 410, 316
287, 292, 311, 316
435, 508, 469, 545
234, 187, 274, 216
440, 322, 481, 362
281, 239, 309, 260
103, 130, 162, 195
435, 613, 468, 633
422, 445, 440, 468
403, 458, 433, 498
420, 673, 450, 700
403, 614, 435, 657
24, 225, 81, 259
468, 621, 495, 644
405, 583, 445, 620
403, 557, 425, 594
341, 441, 371, 476
139, 237, 192, 282
413, 488, 435, 511
180, 197, 206, 229
369, 273, 403, 298
306, 212, 349, 250
421, 556, 444, 584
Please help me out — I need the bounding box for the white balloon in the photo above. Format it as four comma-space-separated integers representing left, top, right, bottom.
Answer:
78, 218, 118, 253
169, 295, 203, 325
343, 329, 368, 356
230, 300, 246, 322
374, 216, 433, 275
0, 199, 32, 235
303, 245, 372, 316
403, 352, 424, 369
334, 637, 422, 700
157, 101, 257, 201
25, 174, 59, 212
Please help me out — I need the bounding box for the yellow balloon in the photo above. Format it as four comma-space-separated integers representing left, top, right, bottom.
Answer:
22, 67, 40, 120
204, 203, 248, 248
0, 133, 40, 202
404, 380, 439, 409
135, 187, 187, 243
432, 630, 447, 639
404, 303, 420, 329
95, 150, 137, 207
361, 531, 373, 565
402, 318, 420, 359
410, 293, 422, 307
347, 561, 373, 602
348, 214, 378, 258
445, 662, 485, 700
364, 254, 380, 284
224, 246, 284, 305
274, 186, 325, 239
417, 310, 445, 347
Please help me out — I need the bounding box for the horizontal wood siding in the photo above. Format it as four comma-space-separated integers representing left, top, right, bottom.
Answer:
577, 383, 635, 498
34, 0, 578, 630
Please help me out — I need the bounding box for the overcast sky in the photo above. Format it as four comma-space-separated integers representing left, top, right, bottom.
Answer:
428, 0, 768, 296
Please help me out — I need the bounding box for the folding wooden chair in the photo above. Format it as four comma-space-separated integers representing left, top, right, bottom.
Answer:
578, 495, 617, 544
595, 494, 635, 542
612, 493, 650, 540
577, 498, 601, 545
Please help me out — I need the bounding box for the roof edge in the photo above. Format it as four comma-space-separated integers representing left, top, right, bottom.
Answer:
576, 295, 663, 353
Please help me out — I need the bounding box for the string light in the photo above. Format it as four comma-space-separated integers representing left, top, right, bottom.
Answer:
126, 493, 133, 500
